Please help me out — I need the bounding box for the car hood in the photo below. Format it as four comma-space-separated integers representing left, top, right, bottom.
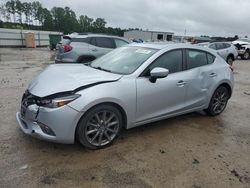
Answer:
28, 64, 122, 97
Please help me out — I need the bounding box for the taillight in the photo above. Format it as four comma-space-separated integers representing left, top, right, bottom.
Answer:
63, 44, 72, 52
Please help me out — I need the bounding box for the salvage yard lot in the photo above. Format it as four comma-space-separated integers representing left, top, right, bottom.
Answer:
0, 48, 250, 188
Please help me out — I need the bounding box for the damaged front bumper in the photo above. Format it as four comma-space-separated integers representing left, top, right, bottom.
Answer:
16, 102, 84, 144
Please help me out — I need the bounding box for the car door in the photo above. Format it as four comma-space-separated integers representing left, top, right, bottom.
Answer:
89, 37, 115, 58
136, 49, 188, 123
184, 49, 217, 109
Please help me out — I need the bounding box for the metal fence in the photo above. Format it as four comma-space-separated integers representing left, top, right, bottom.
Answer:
0, 28, 62, 47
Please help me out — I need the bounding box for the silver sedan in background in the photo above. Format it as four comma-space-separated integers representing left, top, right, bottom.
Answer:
16, 43, 234, 149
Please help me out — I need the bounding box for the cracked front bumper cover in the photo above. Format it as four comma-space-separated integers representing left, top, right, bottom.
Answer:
16, 103, 84, 144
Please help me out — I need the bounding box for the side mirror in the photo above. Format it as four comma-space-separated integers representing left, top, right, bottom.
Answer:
149, 67, 169, 83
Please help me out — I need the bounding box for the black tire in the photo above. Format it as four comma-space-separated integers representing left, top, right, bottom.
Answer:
205, 86, 230, 116
226, 55, 234, 65
76, 104, 123, 149
242, 51, 250, 60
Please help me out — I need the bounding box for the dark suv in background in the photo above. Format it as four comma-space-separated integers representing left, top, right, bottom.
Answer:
55, 33, 130, 64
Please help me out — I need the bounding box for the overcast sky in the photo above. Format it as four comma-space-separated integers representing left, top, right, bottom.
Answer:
4, 0, 250, 37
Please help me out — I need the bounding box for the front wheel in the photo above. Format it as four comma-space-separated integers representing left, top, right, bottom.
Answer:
242, 51, 250, 60
205, 86, 230, 116
76, 104, 123, 149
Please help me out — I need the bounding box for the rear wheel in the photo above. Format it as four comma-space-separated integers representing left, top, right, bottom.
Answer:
76, 104, 123, 149
226, 55, 234, 65
205, 86, 230, 116
242, 51, 250, 60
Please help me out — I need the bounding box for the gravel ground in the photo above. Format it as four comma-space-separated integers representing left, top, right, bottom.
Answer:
0, 48, 250, 188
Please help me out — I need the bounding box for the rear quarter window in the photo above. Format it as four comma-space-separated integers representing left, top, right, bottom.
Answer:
216, 43, 225, 50
187, 50, 208, 69
207, 53, 215, 64
209, 44, 217, 50
223, 43, 231, 48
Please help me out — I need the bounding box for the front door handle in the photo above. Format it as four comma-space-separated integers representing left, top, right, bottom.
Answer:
209, 73, 217, 78
177, 80, 186, 87
92, 48, 98, 52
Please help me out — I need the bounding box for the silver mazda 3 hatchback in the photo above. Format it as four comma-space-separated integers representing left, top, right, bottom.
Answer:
16, 43, 234, 149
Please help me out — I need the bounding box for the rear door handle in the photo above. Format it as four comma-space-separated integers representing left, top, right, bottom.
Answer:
177, 80, 186, 87
92, 48, 98, 52
209, 73, 217, 78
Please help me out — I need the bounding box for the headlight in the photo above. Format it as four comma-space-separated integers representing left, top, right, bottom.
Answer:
39, 94, 80, 108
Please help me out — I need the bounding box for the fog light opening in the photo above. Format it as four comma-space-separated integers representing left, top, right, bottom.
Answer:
37, 122, 56, 136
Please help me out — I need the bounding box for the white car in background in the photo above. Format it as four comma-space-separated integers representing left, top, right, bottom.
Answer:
232, 38, 250, 60
198, 42, 238, 65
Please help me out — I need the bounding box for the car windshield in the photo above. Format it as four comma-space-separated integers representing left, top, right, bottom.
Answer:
90, 46, 157, 74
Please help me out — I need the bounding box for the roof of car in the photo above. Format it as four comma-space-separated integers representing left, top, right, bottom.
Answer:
127, 42, 219, 56
64, 33, 126, 39
127, 42, 198, 50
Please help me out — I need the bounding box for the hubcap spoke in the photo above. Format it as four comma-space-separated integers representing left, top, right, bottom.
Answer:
102, 111, 107, 123
88, 122, 99, 128
95, 113, 101, 124
104, 131, 111, 141
98, 133, 104, 145
106, 127, 116, 133
86, 129, 98, 135
107, 121, 118, 127
106, 114, 115, 124
91, 132, 99, 143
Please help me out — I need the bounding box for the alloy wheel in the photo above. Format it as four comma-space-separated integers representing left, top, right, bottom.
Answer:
84, 110, 120, 146
244, 52, 250, 60
211, 88, 228, 114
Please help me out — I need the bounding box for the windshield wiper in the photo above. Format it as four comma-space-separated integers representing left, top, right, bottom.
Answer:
91, 66, 111, 72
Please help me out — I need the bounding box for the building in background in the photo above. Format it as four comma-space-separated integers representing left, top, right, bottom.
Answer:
124, 30, 174, 42
0, 28, 62, 47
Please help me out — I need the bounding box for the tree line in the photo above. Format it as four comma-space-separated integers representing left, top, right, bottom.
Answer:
0, 0, 125, 36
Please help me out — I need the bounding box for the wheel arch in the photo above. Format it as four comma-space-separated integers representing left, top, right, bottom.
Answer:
74, 101, 128, 141
217, 82, 232, 98
227, 53, 235, 60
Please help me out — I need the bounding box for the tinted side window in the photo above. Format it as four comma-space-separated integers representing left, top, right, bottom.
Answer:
209, 44, 217, 50
223, 43, 231, 48
148, 50, 183, 74
207, 53, 215, 64
216, 43, 225, 50
187, 50, 207, 69
95, 37, 114, 48
114, 39, 129, 48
